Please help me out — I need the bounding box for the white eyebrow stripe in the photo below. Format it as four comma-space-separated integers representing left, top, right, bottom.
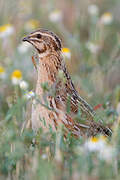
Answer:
30, 31, 59, 47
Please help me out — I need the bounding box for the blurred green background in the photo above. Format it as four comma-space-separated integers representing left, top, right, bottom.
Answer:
0, 0, 120, 179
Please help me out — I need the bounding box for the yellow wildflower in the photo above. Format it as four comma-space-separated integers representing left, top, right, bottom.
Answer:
11, 70, 22, 79
0, 66, 5, 74
84, 136, 106, 152
11, 70, 22, 85
90, 137, 99, 143
0, 66, 6, 79
0, 24, 14, 38
100, 12, 113, 25
62, 48, 71, 59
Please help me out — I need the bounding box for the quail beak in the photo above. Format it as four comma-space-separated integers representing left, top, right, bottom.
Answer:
22, 36, 31, 43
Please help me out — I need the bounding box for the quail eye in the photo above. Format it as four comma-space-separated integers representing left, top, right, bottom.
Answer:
37, 34, 41, 39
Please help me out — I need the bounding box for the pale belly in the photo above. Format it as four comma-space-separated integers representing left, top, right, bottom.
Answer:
31, 99, 56, 132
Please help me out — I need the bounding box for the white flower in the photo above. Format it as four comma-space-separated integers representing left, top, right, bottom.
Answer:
17, 42, 32, 54
62, 48, 71, 59
86, 41, 100, 54
99, 145, 115, 162
11, 78, 21, 85
0, 66, 6, 79
100, 12, 113, 25
19, 80, 29, 90
11, 70, 22, 85
41, 154, 47, 160
24, 91, 35, 100
88, 4, 99, 16
49, 10, 62, 23
0, 24, 14, 38
84, 136, 106, 152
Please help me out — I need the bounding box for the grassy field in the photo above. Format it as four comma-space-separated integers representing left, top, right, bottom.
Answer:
0, 0, 120, 179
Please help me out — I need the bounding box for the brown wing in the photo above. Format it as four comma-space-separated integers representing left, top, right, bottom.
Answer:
53, 80, 112, 137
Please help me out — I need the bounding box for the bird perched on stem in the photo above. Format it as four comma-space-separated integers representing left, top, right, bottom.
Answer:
22, 29, 112, 137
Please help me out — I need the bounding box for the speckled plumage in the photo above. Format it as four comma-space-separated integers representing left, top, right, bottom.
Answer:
23, 29, 112, 137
